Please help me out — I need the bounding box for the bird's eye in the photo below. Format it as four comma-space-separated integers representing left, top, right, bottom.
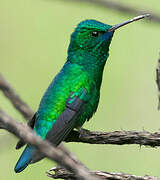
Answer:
91, 31, 99, 37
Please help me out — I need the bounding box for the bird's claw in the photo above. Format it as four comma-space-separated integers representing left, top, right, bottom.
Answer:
78, 128, 90, 138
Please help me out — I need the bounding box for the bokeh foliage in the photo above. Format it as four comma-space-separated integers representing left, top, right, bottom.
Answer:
0, 0, 160, 180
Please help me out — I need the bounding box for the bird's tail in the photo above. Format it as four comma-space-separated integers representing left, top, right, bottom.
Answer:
14, 145, 35, 173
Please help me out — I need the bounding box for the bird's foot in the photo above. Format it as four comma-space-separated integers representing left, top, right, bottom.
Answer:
77, 128, 90, 138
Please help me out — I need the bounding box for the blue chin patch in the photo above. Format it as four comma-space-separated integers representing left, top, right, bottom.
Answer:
102, 31, 114, 42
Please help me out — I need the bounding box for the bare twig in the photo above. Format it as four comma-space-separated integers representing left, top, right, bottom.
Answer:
47, 167, 160, 180
61, 0, 160, 24
65, 129, 160, 147
0, 74, 34, 120
0, 109, 100, 180
156, 56, 160, 110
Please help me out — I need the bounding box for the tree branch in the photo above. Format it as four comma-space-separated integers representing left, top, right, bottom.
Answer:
47, 167, 160, 180
64, 129, 160, 147
156, 56, 160, 110
0, 74, 34, 120
0, 108, 100, 180
62, 0, 160, 23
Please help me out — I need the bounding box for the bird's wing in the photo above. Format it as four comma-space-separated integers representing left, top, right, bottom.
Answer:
16, 88, 88, 150
45, 88, 88, 146
16, 113, 37, 149
31, 88, 88, 163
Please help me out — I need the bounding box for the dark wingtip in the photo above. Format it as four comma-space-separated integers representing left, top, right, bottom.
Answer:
16, 140, 25, 149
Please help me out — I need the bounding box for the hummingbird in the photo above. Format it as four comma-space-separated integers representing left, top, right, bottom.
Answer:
14, 14, 149, 173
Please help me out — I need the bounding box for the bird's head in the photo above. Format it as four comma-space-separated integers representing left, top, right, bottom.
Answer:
68, 20, 114, 64
68, 15, 149, 66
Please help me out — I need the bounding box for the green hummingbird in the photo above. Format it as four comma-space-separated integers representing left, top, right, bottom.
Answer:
14, 14, 149, 173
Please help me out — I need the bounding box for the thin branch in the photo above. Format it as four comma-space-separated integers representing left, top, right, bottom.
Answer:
0, 109, 100, 180
65, 129, 160, 147
0, 74, 34, 120
62, 0, 160, 23
47, 167, 160, 180
156, 56, 160, 110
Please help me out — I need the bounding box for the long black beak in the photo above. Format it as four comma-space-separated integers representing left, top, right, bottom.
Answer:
108, 14, 150, 32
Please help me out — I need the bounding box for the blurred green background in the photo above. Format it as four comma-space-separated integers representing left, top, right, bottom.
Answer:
0, 0, 160, 179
